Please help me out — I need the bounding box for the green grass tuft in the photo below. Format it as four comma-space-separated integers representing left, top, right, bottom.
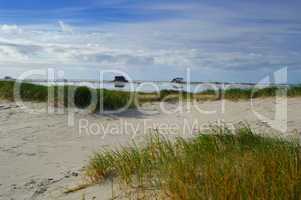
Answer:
86, 126, 301, 199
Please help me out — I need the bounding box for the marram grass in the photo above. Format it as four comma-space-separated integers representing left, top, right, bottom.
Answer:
0, 81, 134, 111
86, 126, 301, 199
1, 80, 301, 110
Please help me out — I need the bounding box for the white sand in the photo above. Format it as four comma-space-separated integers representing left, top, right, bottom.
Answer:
0, 98, 300, 200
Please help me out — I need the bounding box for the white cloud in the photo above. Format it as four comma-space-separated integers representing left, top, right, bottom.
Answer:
0, 0, 300, 82
0, 45, 29, 62
58, 20, 73, 33
0, 19, 299, 73
0, 24, 23, 34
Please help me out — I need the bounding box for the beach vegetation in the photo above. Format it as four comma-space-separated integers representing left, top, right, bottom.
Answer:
86, 125, 301, 199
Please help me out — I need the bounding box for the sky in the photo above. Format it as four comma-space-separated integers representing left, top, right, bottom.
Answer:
0, 0, 300, 83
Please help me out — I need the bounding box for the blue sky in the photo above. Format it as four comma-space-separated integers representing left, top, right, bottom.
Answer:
0, 0, 300, 83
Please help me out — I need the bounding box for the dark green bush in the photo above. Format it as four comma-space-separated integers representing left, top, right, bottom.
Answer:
73, 87, 92, 108
19, 82, 48, 101
0, 81, 14, 100
97, 89, 134, 111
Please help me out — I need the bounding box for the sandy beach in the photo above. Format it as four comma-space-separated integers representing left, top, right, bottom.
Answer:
1, 98, 301, 200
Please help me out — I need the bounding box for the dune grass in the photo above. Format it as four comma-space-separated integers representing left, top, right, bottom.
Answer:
0, 81, 134, 111
200, 85, 301, 101
1, 80, 301, 110
137, 85, 301, 102
86, 126, 301, 199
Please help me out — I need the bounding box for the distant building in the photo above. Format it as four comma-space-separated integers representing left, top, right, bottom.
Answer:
171, 77, 184, 83
113, 76, 128, 88
4, 76, 14, 80
113, 76, 128, 82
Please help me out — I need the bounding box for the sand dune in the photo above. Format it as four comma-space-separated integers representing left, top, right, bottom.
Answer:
0, 98, 300, 199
